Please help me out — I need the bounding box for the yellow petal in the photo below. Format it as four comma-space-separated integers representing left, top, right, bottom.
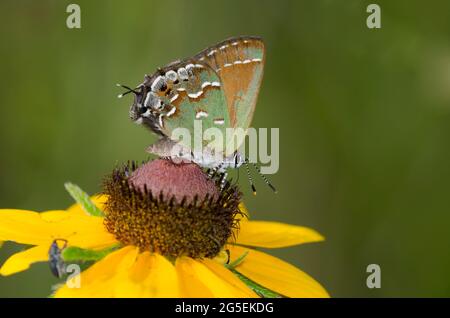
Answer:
0, 209, 63, 245
115, 252, 180, 297
227, 245, 329, 298
176, 257, 257, 298
201, 258, 258, 297
0, 245, 49, 276
66, 194, 109, 215
0, 209, 116, 249
175, 258, 214, 298
234, 221, 324, 248
54, 246, 138, 298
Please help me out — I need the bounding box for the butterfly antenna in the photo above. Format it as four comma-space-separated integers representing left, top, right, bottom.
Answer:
116, 84, 139, 98
251, 162, 277, 193
244, 159, 257, 195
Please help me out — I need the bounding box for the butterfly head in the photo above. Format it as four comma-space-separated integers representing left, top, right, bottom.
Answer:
123, 82, 160, 134
126, 69, 185, 134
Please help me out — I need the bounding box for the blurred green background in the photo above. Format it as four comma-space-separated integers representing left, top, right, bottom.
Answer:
1, 0, 450, 297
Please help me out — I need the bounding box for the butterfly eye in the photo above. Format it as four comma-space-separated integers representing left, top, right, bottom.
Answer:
140, 106, 151, 117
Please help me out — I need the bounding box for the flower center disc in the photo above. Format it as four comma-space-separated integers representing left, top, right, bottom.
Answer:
103, 159, 242, 258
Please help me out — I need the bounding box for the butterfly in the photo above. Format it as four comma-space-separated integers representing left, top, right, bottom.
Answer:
119, 36, 275, 193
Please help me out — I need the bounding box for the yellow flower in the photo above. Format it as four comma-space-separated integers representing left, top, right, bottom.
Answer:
0, 159, 329, 298
0, 194, 328, 298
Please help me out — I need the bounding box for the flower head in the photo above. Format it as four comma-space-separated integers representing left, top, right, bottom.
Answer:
104, 160, 241, 258
0, 159, 329, 298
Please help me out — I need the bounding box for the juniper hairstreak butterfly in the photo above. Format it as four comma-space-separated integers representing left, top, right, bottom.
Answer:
118, 36, 276, 193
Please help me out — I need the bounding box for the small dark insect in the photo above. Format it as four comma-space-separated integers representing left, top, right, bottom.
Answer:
48, 239, 67, 278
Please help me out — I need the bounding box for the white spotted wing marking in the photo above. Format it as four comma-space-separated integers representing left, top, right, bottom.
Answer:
201, 81, 221, 89
155, 106, 176, 130
195, 111, 209, 119
213, 118, 225, 125
188, 91, 204, 99
201, 81, 212, 89
199, 37, 264, 73
151, 75, 166, 92
166, 106, 176, 117
184, 81, 221, 100
165, 70, 178, 82
197, 38, 263, 70
177, 68, 189, 81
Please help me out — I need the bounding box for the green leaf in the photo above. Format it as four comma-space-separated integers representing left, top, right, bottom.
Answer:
230, 268, 283, 298
62, 245, 119, 262
64, 182, 104, 217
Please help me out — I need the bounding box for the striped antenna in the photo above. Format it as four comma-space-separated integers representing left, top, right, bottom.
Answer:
116, 84, 139, 98
251, 162, 277, 193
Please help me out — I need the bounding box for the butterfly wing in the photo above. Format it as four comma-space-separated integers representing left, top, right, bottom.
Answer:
135, 36, 265, 157
141, 61, 231, 153
195, 36, 265, 155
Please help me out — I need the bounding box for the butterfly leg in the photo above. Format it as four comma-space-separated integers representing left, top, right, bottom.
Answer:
208, 162, 225, 178
219, 171, 228, 190
206, 163, 230, 189
207, 167, 216, 178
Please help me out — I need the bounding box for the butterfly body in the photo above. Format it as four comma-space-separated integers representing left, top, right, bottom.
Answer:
128, 36, 265, 170
146, 137, 244, 171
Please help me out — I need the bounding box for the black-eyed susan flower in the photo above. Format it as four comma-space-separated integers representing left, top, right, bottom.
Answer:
0, 159, 329, 298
